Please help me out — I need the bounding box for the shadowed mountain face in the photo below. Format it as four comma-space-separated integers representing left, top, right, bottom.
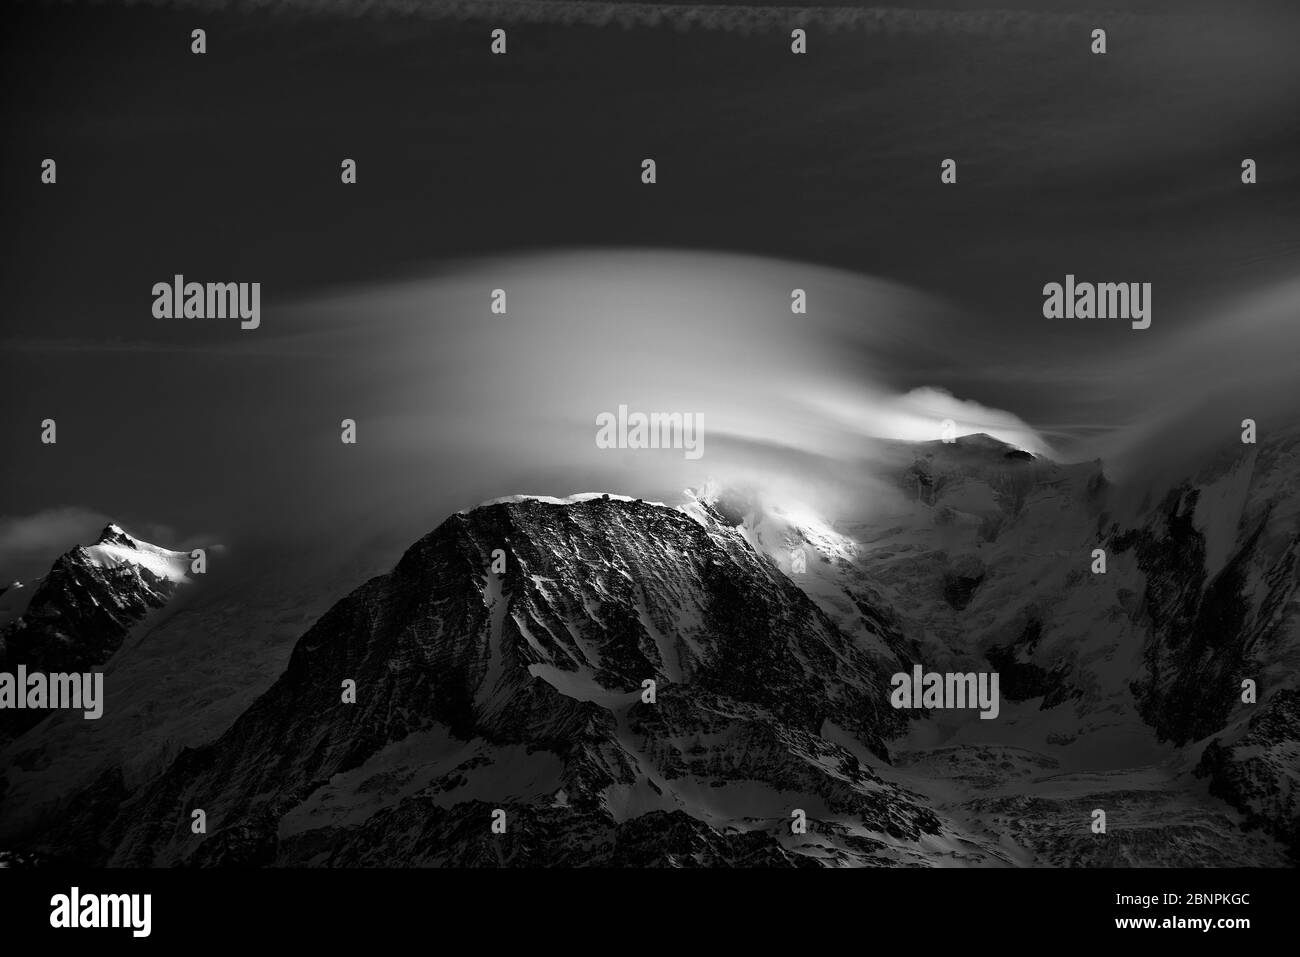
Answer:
698, 432, 1300, 864
3, 432, 1298, 867
0, 526, 189, 741
1, 525, 187, 673
22, 497, 947, 867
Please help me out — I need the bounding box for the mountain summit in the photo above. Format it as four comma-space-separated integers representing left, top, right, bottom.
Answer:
20, 496, 958, 867
5, 422, 1298, 866
0, 525, 190, 739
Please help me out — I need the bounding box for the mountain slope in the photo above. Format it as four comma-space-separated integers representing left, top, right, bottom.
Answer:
7, 427, 1297, 866
26, 497, 955, 867
0, 525, 190, 741
709, 431, 1300, 863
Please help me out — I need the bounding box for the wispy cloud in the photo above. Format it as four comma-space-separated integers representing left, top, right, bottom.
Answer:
0, 506, 111, 581
106, 0, 1156, 36
0, 336, 331, 358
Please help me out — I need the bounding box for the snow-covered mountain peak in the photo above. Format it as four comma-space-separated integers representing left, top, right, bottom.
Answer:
78, 525, 190, 585
922, 431, 1034, 454
467, 492, 672, 512
98, 522, 132, 543
1, 524, 194, 697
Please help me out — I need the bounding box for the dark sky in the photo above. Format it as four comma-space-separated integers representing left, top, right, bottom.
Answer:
2, 0, 1298, 577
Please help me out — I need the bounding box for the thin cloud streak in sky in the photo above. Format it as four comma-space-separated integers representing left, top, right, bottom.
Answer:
0, 506, 111, 583
116, 0, 1154, 37
0, 337, 332, 358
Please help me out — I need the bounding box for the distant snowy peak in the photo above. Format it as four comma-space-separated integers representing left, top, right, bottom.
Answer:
77, 523, 191, 585
0, 523, 194, 685
917, 431, 1036, 455
99, 523, 132, 543
901, 433, 1057, 481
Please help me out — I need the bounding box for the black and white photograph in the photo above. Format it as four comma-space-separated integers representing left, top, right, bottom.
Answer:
0, 0, 1296, 941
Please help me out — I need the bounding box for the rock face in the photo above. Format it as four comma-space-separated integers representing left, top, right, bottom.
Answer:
714, 432, 1300, 864
1115, 434, 1300, 751
0, 525, 189, 740
1, 525, 187, 675
21, 497, 946, 867
5, 428, 1298, 867
1196, 688, 1300, 856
